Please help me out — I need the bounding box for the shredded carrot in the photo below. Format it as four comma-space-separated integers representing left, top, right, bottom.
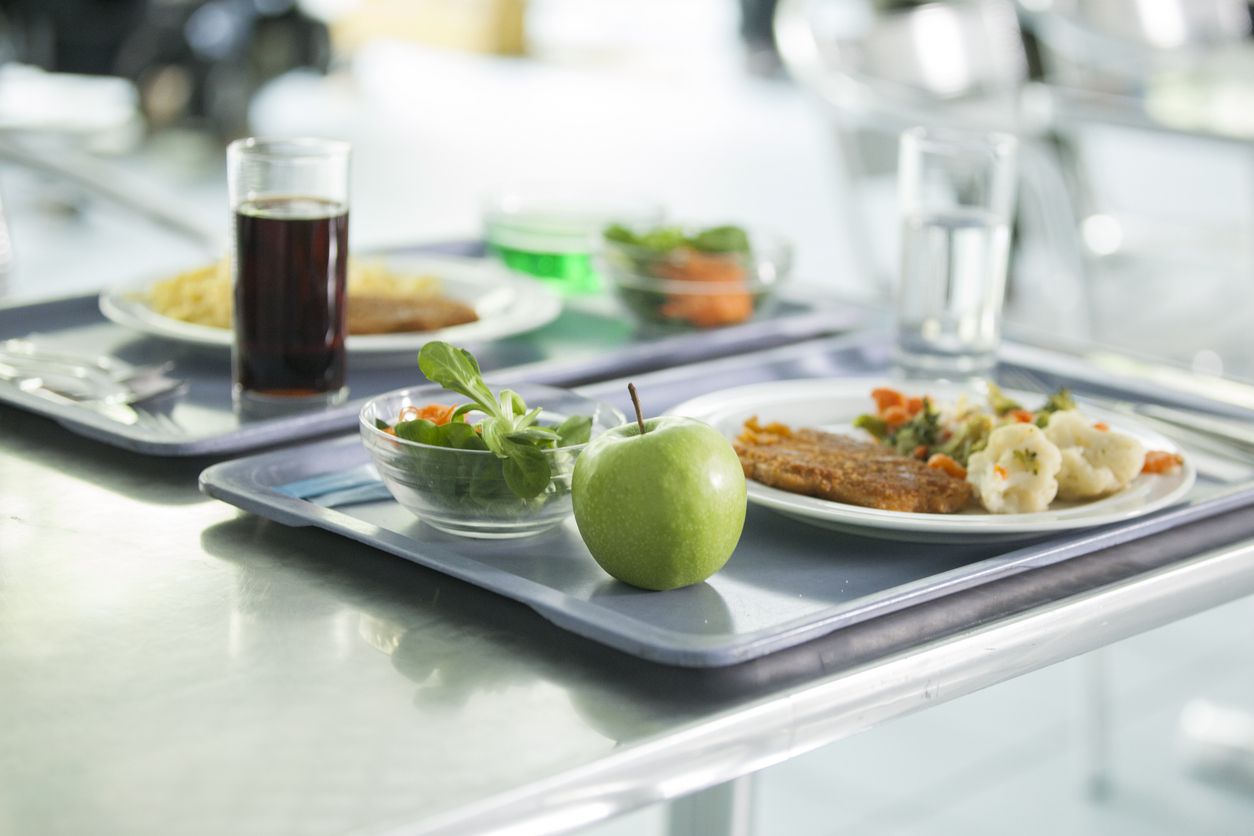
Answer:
912, 445, 929, 460
659, 292, 753, 327
994, 464, 1008, 480
654, 250, 746, 283
420, 403, 457, 425
871, 387, 905, 414
1093, 421, 1109, 431
1009, 409, 1034, 424
398, 403, 457, 426
905, 396, 925, 416
654, 252, 753, 327
927, 453, 967, 479
1142, 450, 1183, 474
882, 404, 911, 429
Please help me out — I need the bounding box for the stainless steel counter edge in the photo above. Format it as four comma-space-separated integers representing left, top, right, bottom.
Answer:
372, 538, 1254, 836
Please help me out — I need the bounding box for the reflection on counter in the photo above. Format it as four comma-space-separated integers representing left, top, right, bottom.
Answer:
206, 513, 713, 748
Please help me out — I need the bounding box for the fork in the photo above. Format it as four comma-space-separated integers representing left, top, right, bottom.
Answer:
0, 360, 187, 405
0, 340, 178, 385
8, 375, 186, 431
0, 338, 188, 403
999, 366, 1254, 456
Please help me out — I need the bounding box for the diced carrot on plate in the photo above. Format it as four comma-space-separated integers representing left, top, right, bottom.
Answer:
871, 387, 905, 414
882, 404, 911, 428
1142, 450, 1183, 474
927, 453, 967, 479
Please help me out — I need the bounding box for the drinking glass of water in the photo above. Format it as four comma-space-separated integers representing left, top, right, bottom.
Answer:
894, 126, 1018, 379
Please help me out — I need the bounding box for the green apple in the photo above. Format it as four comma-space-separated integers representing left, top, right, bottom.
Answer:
572, 413, 747, 591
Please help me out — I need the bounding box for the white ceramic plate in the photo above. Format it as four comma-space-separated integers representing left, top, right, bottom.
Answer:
98, 254, 562, 357
669, 377, 1197, 543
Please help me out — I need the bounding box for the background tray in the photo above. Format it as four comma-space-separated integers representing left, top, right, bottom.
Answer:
0, 243, 859, 455
200, 334, 1254, 667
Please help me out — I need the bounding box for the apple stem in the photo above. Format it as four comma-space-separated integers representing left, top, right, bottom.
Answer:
628, 383, 647, 435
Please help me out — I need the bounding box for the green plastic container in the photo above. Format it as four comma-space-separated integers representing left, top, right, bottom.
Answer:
483, 188, 662, 295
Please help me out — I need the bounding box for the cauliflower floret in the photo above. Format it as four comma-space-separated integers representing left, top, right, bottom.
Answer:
1043, 410, 1144, 501
966, 424, 1062, 513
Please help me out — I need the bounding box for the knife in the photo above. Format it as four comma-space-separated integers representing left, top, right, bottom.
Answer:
9, 378, 143, 425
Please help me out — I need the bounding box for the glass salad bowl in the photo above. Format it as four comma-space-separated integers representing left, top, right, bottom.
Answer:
599, 229, 793, 329
360, 382, 624, 538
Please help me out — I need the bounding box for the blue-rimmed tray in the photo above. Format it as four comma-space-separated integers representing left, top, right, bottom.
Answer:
200, 334, 1254, 667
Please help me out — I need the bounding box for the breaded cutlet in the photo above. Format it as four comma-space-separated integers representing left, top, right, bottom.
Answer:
734, 421, 973, 514
348, 295, 478, 335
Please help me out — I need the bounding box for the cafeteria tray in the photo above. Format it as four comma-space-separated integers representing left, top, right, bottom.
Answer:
200, 333, 1254, 667
0, 244, 858, 456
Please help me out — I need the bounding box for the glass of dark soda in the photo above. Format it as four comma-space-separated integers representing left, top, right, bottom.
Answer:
227, 137, 351, 410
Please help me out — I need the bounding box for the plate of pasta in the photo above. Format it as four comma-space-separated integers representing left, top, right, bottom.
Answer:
670, 378, 1197, 542
98, 254, 562, 356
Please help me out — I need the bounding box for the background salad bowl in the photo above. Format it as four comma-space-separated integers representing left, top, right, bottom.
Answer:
599, 223, 793, 329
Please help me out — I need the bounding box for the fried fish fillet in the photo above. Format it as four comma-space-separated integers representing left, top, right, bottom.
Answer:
734, 420, 972, 514
347, 295, 478, 335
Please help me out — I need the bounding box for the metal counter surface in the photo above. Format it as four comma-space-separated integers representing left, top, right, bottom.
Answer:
4, 399, 1254, 836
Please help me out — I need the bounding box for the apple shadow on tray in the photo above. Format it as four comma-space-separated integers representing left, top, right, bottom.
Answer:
587, 577, 737, 637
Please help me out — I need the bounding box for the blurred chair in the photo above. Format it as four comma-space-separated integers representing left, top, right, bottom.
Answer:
1023, 0, 1254, 379
1024, 0, 1253, 91
1022, 0, 1254, 254
774, 0, 1095, 340
0, 0, 331, 139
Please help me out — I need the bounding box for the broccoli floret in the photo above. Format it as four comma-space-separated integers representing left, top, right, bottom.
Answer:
854, 413, 889, 441
889, 398, 941, 458
1034, 388, 1077, 427
938, 413, 993, 467
986, 382, 1022, 417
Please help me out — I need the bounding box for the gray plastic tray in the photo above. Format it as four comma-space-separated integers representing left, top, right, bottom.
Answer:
199, 334, 1254, 667
0, 245, 858, 455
